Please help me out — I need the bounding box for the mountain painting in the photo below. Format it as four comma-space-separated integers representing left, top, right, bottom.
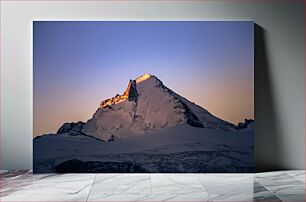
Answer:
33, 21, 254, 173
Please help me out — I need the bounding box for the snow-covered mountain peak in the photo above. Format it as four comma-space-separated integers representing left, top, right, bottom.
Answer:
82, 74, 236, 141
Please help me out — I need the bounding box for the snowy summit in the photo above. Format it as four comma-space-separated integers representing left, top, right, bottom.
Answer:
83, 74, 237, 141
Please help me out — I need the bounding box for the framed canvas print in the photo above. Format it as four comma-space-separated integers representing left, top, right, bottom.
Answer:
33, 21, 254, 173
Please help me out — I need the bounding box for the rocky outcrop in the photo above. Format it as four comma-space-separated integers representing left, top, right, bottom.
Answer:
235, 119, 254, 130
57, 121, 85, 134
100, 80, 138, 108
124, 80, 138, 101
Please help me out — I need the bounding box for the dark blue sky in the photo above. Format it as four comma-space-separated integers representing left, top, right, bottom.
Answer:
34, 21, 254, 136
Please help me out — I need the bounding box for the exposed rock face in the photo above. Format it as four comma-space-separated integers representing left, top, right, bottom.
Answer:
57, 121, 85, 134
100, 79, 138, 108
125, 80, 138, 101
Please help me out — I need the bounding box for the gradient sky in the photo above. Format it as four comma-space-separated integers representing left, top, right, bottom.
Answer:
33, 21, 254, 137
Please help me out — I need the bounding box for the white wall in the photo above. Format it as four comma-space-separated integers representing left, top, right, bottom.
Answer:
1, 0, 304, 170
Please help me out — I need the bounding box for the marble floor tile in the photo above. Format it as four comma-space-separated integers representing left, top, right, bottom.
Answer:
255, 170, 293, 177
210, 194, 253, 201
1, 170, 306, 202
253, 194, 282, 202
286, 170, 306, 183
256, 172, 305, 195
150, 174, 207, 195
210, 181, 284, 202
88, 194, 211, 202
275, 194, 306, 202
210, 194, 282, 202
0, 194, 88, 202
251, 181, 285, 201
197, 174, 254, 195
253, 181, 270, 194
268, 184, 305, 195
0, 170, 31, 180
253, 181, 281, 196
90, 174, 151, 195
255, 171, 301, 181
1, 171, 39, 196
1, 173, 96, 196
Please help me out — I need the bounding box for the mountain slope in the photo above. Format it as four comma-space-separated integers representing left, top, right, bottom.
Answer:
34, 124, 253, 173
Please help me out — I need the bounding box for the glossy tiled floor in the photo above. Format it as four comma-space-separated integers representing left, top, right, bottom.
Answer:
0, 170, 305, 202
